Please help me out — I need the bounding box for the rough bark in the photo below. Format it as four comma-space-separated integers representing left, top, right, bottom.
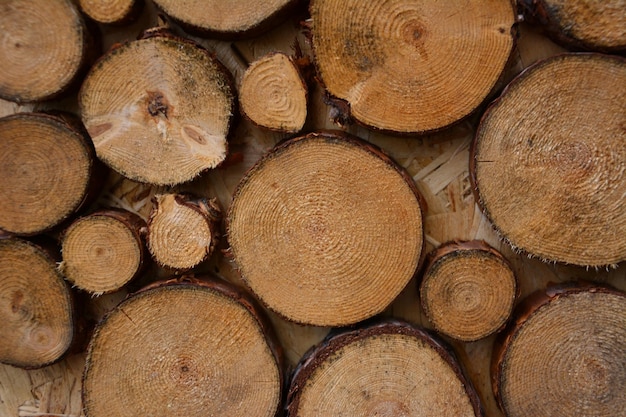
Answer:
82, 275, 283, 417
309, 0, 516, 134
287, 319, 484, 416
492, 283, 626, 417
227, 130, 424, 326
419, 240, 517, 342
471, 53, 626, 266
60, 208, 147, 294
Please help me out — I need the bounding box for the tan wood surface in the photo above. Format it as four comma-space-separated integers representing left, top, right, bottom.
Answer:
1, 3, 624, 416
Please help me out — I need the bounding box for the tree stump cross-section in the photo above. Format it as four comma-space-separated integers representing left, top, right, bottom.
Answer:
309, 0, 516, 133
0, 238, 74, 369
152, 0, 300, 38
60, 208, 147, 294
0, 112, 101, 236
287, 320, 484, 416
228, 130, 424, 326
472, 53, 626, 266
420, 240, 517, 342
0, 0, 92, 102
492, 283, 626, 417
80, 31, 236, 186
82, 277, 283, 417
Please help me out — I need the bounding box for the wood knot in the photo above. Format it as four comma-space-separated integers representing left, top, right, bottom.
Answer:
401, 19, 428, 58
402, 19, 427, 47
147, 91, 169, 118
11, 290, 24, 314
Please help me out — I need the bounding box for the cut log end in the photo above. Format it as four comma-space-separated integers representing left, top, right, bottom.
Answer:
78, 0, 143, 25
228, 131, 424, 326
152, 0, 298, 38
61, 209, 146, 294
80, 33, 235, 185
492, 284, 626, 417
420, 240, 517, 342
0, 112, 98, 236
0, 238, 74, 369
147, 193, 221, 270
472, 53, 626, 266
287, 320, 483, 416
310, 0, 515, 133
83, 277, 283, 417
240, 52, 307, 133
0, 0, 89, 102
520, 0, 626, 52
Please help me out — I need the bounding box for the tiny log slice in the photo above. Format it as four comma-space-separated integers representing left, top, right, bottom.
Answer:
286, 320, 483, 416
420, 240, 517, 342
240, 52, 308, 133
227, 131, 424, 326
78, 0, 143, 25
0, 113, 100, 236
0, 238, 74, 369
79, 30, 235, 186
0, 0, 91, 102
309, 0, 516, 133
147, 193, 221, 269
60, 209, 147, 294
152, 0, 299, 38
471, 53, 626, 266
492, 283, 626, 417
82, 276, 283, 417
519, 0, 626, 53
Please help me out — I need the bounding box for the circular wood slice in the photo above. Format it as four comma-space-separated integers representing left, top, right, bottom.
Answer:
309, 0, 516, 134
79, 31, 235, 186
287, 320, 483, 416
0, 113, 100, 236
228, 131, 424, 326
240, 52, 307, 133
0, 0, 90, 102
152, 0, 298, 38
471, 53, 626, 266
520, 0, 626, 53
61, 209, 146, 294
492, 283, 626, 417
78, 0, 143, 25
83, 277, 283, 417
420, 240, 517, 342
0, 238, 74, 369
147, 193, 221, 269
